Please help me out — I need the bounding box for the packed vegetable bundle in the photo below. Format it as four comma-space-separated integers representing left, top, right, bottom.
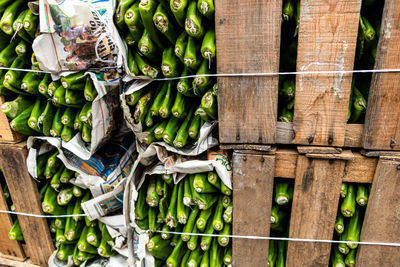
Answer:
42, 180, 118, 265
135, 171, 232, 266
267, 180, 294, 267
115, 0, 216, 79
330, 183, 369, 267
125, 80, 217, 149
1, 72, 96, 143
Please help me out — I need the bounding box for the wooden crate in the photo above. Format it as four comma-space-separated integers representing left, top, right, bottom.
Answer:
232, 146, 400, 266
0, 97, 25, 143
216, 0, 400, 150
0, 142, 54, 267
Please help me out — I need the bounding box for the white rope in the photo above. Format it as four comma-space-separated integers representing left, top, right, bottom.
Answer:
0, 210, 86, 218
0, 66, 399, 78
151, 68, 400, 81
156, 230, 400, 247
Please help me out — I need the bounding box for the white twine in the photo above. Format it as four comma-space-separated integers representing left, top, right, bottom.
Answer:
156, 230, 400, 247
0, 210, 86, 218
151, 68, 400, 81
0, 66, 399, 78
1, 208, 399, 247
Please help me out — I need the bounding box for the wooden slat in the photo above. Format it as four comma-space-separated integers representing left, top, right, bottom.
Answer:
0, 184, 25, 260
305, 150, 355, 160
292, 0, 361, 146
216, 0, 281, 144
286, 156, 344, 266
360, 149, 400, 158
298, 146, 342, 154
276, 122, 364, 148
0, 143, 54, 266
275, 148, 298, 179
0, 97, 24, 143
219, 144, 272, 152
342, 152, 377, 183
345, 124, 364, 147
232, 152, 275, 267
356, 157, 400, 266
362, 0, 400, 150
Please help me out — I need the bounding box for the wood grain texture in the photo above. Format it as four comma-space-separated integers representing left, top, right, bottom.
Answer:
0, 97, 25, 143
0, 184, 25, 260
298, 146, 342, 154
0, 143, 54, 266
219, 144, 272, 152
360, 149, 400, 158
276, 122, 364, 147
292, 0, 361, 146
345, 124, 364, 147
286, 156, 344, 266
275, 148, 298, 178
362, 0, 400, 151
216, 0, 281, 144
232, 152, 275, 267
342, 152, 377, 183
356, 157, 400, 266
305, 150, 354, 160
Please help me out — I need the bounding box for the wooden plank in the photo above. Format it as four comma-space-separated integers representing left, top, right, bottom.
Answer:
297, 146, 342, 154
275, 148, 298, 179
277, 122, 364, 148
345, 124, 363, 147
342, 152, 377, 183
306, 150, 354, 161
0, 144, 54, 266
360, 149, 400, 158
362, 0, 400, 151
232, 152, 275, 267
356, 157, 400, 266
292, 0, 361, 146
216, 0, 281, 144
0, 184, 25, 260
219, 144, 272, 152
286, 156, 344, 266
0, 97, 25, 143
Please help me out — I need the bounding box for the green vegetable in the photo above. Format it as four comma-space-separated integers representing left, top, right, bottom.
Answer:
268, 240, 277, 267
356, 184, 369, 206
217, 223, 231, 247
340, 183, 348, 198
166, 182, 179, 228
0, 0, 24, 35
138, 29, 160, 60
57, 187, 74, 206
163, 116, 181, 144
1, 95, 34, 119
170, 0, 188, 27
61, 73, 86, 90
184, 36, 201, 70
159, 81, 175, 118
77, 226, 98, 254
56, 243, 75, 261
147, 234, 174, 260
335, 212, 345, 235
22, 9, 38, 38
341, 184, 356, 217
166, 238, 186, 267
162, 46, 181, 77
185, 1, 204, 38
139, 0, 164, 50
177, 180, 189, 224
153, 3, 177, 44
346, 209, 362, 249
181, 206, 199, 241
345, 248, 356, 267
8, 219, 23, 241
42, 186, 67, 215
201, 28, 216, 60
197, 0, 214, 19
274, 181, 293, 205
175, 31, 188, 63
9, 104, 37, 135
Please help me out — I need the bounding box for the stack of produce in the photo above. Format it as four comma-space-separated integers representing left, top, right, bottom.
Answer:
278, 0, 300, 123
35, 150, 117, 264
348, 0, 383, 124
125, 80, 217, 148
115, 0, 216, 80
1, 72, 96, 143
330, 183, 369, 267
135, 171, 232, 266
267, 180, 294, 267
